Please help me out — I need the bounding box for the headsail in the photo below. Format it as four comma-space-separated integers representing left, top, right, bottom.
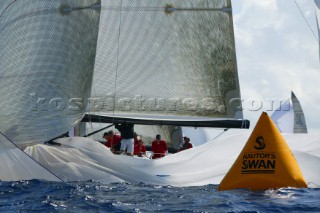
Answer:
89, 0, 249, 128
271, 91, 308, 133
0, 0, 101, 145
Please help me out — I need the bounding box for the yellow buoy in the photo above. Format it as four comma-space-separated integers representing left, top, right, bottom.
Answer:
218, 112, 307, 191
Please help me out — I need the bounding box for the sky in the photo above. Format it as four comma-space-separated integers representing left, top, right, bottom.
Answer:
231, 0, 320, 132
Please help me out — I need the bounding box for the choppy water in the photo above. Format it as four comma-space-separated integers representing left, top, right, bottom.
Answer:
0, 180, 319, 212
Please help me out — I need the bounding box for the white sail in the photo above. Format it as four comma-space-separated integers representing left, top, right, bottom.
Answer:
271, 91, 307, 133
0, 0, 100, 145
291, 92, 308, 133
25, 133, 320, 187
89, 0, 249, 128
0, 133, 60, 181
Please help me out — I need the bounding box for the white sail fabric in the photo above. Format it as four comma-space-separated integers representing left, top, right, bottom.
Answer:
0, 0, 100, 145
91, 0, 243, 122
271, 92, 307, 133
24, 133, 320, 187
291, 92, 308, 133
0, 133, 60, 181
271, 99, 294, 133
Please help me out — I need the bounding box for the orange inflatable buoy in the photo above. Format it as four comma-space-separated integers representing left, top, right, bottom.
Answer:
218, 112, 307, 191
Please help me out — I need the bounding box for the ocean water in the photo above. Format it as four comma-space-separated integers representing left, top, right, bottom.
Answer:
0, 180, 319, 213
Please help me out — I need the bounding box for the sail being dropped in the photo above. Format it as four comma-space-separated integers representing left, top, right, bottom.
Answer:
88, 0, 249, 128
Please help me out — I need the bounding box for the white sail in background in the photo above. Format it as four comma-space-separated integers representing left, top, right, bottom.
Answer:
291, 92, 308, 133
271, 91, 308, 133
0, 0, 100, 145
89, 0, 249, 128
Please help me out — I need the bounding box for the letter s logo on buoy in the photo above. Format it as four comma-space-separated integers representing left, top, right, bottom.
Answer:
254, 136, 265, 150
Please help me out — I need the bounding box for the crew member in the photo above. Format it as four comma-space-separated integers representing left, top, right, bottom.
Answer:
179, 136, 193, 151
115, 123, 135, 156
133, 135, 146, 157
151, 134, 168, 159
103, 130, 122, 154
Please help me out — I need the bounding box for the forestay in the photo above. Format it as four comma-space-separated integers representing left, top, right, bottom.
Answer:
315, 0, 320, 60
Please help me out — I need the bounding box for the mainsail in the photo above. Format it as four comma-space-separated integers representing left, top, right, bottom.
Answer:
0, 0, 101, 145
271, 91, 308, 133
88, 0, 249, 128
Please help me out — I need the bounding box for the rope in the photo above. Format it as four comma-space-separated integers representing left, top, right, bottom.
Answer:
241, 118, 248, 129
84, 124, 114, 137
0, 0, 17, 18
111, 0, 123, 126
210, 128, 229, 141
292, 0, 319, 42
99, 6, 230, 12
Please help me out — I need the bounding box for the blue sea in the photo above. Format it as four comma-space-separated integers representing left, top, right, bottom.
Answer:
0, 180, 319, 212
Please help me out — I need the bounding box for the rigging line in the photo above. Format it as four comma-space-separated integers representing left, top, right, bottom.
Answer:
100, 6, 230, 12
59, 2, 101, 14
89, 89, 103, 135
0, 8, 57, 33
292, 0, 319, 42
210, 128, 229, 141
84, 124, 114, 137
112, 0, 123, 125
0, 132, 64, 182
241, 118, 248, 129
0, 0, 17, 18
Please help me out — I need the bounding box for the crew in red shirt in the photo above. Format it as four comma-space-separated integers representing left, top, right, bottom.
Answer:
133, 132, 139, 145
151, 134, 168, 159
179, 136, 193, 151
133, 135, 146, 157
103, 130, 122, 154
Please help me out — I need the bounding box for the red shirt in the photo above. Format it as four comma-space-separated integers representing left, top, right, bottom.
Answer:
151, 140, 167, 159
180, 142, 193, 150
134, 141, 146, 156
105, 135, 122, 148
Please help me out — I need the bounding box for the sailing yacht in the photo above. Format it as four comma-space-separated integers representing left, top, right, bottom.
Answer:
271, 91, 308, 134
0, 0, 319, 188
0, 0, 249, 181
